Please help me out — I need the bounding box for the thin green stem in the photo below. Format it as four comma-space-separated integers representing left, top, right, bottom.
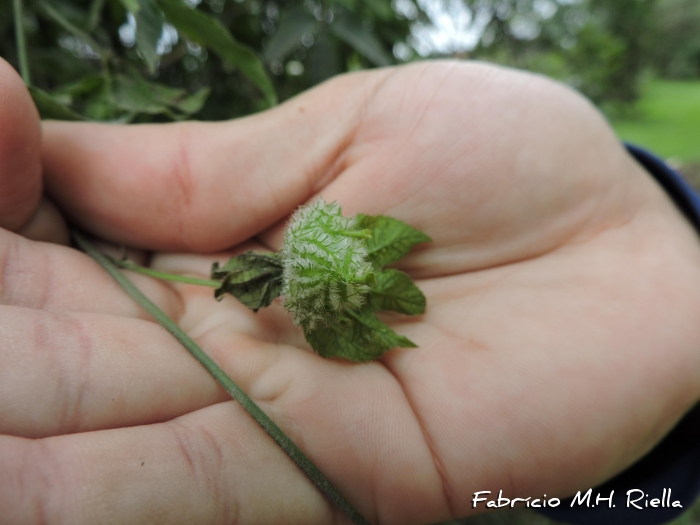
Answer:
39, 1, 112, 62
86, 0, 106, 33
12, 0, 31, 85
72, 231, 370, 525
336, 229, 372, 239
115, 258, 220, 288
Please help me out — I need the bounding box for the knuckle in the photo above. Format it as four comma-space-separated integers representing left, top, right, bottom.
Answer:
0, 438, 69, 525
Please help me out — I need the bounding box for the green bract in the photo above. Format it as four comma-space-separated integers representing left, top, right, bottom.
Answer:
281, 200, 375, 330
211, 199, 431, 361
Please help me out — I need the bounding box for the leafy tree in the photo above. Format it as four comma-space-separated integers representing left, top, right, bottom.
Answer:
587, 0, 656, 102
649, 0, 700, 79
4, 0, 694, 120
466, 0, 657, 106
2, 0, 412, 122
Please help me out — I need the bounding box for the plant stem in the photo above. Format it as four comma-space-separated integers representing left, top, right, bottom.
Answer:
337, 229, 372, 239
12, 0, 31, 85
86, 0, 106, 33
72, 230, 371, 525
39, 1, 112, 62
115, 258, 220, 288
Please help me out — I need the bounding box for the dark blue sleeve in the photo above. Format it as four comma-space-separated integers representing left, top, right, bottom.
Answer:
539, 145, 700, 525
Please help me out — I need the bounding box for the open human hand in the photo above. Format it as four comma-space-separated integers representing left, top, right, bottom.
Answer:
4, 59, 700, 524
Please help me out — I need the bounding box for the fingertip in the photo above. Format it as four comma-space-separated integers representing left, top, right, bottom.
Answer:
0, 58, 42, 232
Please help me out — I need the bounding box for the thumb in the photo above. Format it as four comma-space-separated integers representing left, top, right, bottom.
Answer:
0, 58, 42, 232
42, 70, 390, 252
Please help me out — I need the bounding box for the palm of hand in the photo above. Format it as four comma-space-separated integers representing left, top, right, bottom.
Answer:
5, 62, 700, 524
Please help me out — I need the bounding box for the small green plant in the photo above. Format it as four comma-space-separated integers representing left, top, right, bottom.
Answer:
96, 201, 428, 522
120, 199, 431, 361
73, 230, 372, 525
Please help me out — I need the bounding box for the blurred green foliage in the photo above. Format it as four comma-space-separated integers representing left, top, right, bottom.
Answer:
2, 0, 411, 121
649, 0, 700, 80
2, 0, 698, 122
466, 0, 657, 107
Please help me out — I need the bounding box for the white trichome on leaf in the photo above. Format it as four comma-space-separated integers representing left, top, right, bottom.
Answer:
281, 199, 375, 331
211, 198, 432, 361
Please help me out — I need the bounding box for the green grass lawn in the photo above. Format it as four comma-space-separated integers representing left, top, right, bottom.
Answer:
611, 80, 700, 164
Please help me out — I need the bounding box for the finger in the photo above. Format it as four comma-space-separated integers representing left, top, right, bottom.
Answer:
0, 306, 228, 439
41, 70, 392, 252
0, 228, 181, 320
15, 197, 70, 245
144, 265, 449, 524
0, 58, 42, 232
1, 402, 343, 525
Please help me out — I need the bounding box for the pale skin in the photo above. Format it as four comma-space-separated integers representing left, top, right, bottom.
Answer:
2, 56, 700, 524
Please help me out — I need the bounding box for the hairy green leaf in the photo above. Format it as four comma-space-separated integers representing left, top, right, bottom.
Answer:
212, 251, 283, 284
280, 199, 375, 332
209, 206, 429, 361
369, 268, 425, 315
355, 214, 432, 268
263, 7, 318, 63
304, 308, 416, 361
330, 12, 392, 67
157, 0, 277, 106
218, 278, 284, 312
212, 252, 284, 311
30, 86, 87, 120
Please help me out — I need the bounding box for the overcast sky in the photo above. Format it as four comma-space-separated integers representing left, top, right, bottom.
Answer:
402, 0, 568, 57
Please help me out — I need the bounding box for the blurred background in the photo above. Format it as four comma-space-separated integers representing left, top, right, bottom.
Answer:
2, 0, 699, 181
2, 2, 700, 522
